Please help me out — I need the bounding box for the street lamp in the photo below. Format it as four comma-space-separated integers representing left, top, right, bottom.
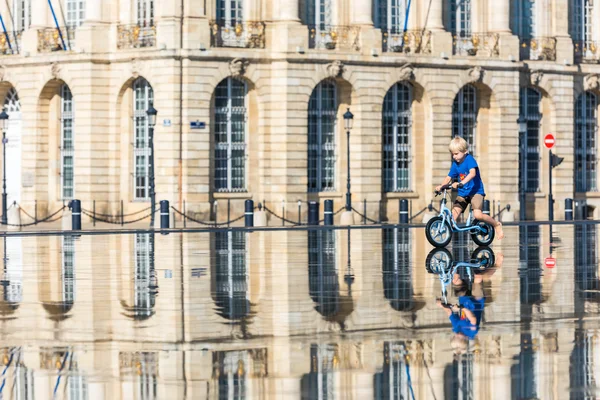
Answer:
146, 104, 157, 227
343, 108, 354, 211
0, 109, 9, 226
517, 115, 527, 222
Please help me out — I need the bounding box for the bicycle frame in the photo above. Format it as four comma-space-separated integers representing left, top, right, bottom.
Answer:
436, 188, 486, 234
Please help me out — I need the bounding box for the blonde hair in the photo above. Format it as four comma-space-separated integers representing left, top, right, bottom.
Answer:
449, 136, 469, 154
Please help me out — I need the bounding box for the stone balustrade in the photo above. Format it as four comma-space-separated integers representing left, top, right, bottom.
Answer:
209, 20, 266, 49
308, 25, 361, 51
520, 37, 557, 61
453, 33, 500, 58
574, 40, 600, 64
117, 24, 156, 50
38, 27, 76, 52
382, 30, 432, 55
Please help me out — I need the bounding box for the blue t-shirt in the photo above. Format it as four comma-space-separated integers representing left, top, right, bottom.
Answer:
448, 154, 485, 197
449, 296, 485, 339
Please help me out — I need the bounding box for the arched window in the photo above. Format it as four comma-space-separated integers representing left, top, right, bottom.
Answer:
382, 228, 412, 311
13, 0, 31, 32
519, 87, 542, 193
65, 0, 85, 27
306, 0, 333, 29
60, 84, 74, 200
451, 85, 477, 156
4, 88, 22, 205
308, 81, 336, 192
383, 82, 411, 192
137, 0, 154, 27
374, 343, 411, 399
216, 0, 243, 24
511, 0, 536, 39
571, 0, 593, 44
450, 0, 471, 38
214, 77, 247, 192
308, 230, 337, 317
374, 0, 408, 33
214, 231, 249, 320
62, 235, 75, 304
133, 78, 153, 200
134, 233, 157, 318
575, 92, 598, 192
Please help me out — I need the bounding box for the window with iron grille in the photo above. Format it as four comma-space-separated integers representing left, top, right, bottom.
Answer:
214, 231, 249, 320
450, 354, 474, 400
13, 0, 31, 31
133, 78, 153, 200
62, 235, 75, 304
137, 0, 154, 27
576, 92, 598, 192
374, 0, 408, 33
383, 82, 412, 192
519, 87, 542, 193
134, 233, 156, 316
308, 81, 337, 192
451, 85, 477, 156
450, 0, 471, 38
65, 0, 85, 27
374, 342, 411, 400
308, 230, 337, 317
68, 374, 87, 400
306, 0, 333, 29
216, 0, 243, 24
214, 78, 247, 192
510, 0, 535, 38
60, 84, 74, 200
571, 0, 593, 44
517, 333, 539, 399
382, 228, 412, 312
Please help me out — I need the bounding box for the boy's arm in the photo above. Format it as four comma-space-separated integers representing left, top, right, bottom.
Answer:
459, 168, 477, 185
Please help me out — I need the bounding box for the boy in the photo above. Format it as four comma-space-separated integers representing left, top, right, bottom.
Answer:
435, 136, 504, 240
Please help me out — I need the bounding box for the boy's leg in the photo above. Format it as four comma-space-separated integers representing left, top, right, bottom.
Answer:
471, 195, 505, 240
452, 196, 467, 222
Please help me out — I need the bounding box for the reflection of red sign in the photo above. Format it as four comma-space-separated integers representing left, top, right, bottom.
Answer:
545, 257, 556, 268
544, 134, 555, 149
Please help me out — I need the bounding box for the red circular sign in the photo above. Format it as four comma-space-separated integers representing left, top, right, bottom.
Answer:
545, 257, 556, 268
544, 134, 555, 149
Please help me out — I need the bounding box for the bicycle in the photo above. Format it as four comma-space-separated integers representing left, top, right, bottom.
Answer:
425, 246, 495, 304
425, 183, 495, 248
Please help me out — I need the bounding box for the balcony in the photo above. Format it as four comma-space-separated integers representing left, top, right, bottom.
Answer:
210, 20, 266, 49
382, 30, 432, 54
38, 27, 76, 52
519, 37, 557, 61
308, 25, 361, 51
117, 24, 156, 49
0, 31, 22, 55
574, 41, 600, 64
453, 33, 500, 57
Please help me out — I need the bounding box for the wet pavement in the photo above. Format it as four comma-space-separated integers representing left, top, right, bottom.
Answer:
0, 223, 596, 399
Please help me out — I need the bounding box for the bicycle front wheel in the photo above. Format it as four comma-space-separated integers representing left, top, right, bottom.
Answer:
426, 216, 453, 247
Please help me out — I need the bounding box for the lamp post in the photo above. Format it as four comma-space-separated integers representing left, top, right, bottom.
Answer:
146, 104, 157, 227
343, 108, 354, 211
0, 109, 9, 226
517, 115, 527, 222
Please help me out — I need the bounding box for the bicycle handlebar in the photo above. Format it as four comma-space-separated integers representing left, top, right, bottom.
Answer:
435, 182, 463, 196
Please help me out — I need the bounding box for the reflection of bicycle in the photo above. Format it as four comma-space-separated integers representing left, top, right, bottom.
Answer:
425, 183, 494, 248
426, 247, 495, 303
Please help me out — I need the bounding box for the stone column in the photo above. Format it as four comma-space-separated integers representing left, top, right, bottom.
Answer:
273, 0, 300, 22
351, 0, 373, 26
85, 0, 103, 22
553, 0, 573, 64
30, 0, 48, 27
491, 0, 511, 33
427, 0, 445, 31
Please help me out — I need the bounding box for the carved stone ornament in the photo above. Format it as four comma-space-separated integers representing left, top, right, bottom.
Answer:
326, 60, 344, 78
466, 66, 484, 83
131, 59, 140, 79
398, 64, 415, 81
229, 58, 249, 76
51, 62, 61, 80
584, 74, 600, 92
530, 70, 544, 87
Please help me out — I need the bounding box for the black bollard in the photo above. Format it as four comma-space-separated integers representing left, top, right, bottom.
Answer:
324, 200, 334, 226
399, 199, 408, 224
160, 200, 170, 230
483, 200, 490, 215
565, 198, 573, 221
308, 201, 320, 225
70, 199, 81, 231
245, 199, 254, 227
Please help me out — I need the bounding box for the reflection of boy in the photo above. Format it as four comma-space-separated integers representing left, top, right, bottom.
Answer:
450, 285, 485, 339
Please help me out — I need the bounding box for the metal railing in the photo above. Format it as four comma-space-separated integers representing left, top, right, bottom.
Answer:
308, 25, 361, 51
210, 20, 266, 49
38, 27, 76, 52
453, 32, 500, 57
0, 31, 21, 55
382, 29, 432, 54
574, 40, 600, 63
117, 24, 156, 49
519, 37, 557, 61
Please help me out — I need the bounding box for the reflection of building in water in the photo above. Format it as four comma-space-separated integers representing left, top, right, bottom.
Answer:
451, 230, 475, 262
511, 332, 539, 400
519, 226, 542, 305
119, 352, 158, 400
374, 342, 412, 400
382, 228, 421, 312
211, 231, 253, 324
0, 237, 23, 317
575, 224, 599, 304
211, 349, 268, 399
445, 351, 474, 400
0, 347, 33, 400
39, 349, 87, 399
570, 329, 600, 400
308, 230, 338, 317
41, 236, 77, 321
121, 233, 158, 320
301, 344, 339, 400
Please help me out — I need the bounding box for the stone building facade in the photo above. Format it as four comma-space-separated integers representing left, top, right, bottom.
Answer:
0, 0, 596, 223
